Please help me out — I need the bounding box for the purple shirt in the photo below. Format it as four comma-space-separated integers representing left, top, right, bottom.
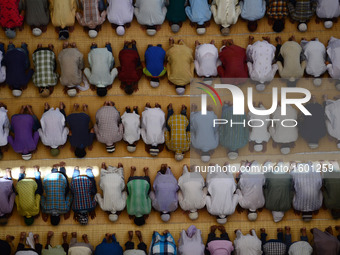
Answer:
150, 168, 179, 213
207, 240, 234, 255
8, 114, 39, 154
0, 178, 15, 216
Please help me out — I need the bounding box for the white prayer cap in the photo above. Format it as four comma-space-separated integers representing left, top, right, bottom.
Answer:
201, 155, 210, 162
313, 78, 322, 87
88, 30, 98, 38
196, 27, 206, 35
171, 24, 180, 33
146, 29, 157, 36
161, 213, 171, 222
189, 211, 198, 220
308, 143, 319, 149
150, 81, 160, 88
256, 83, 266, 91
116, 26, 125, 36
67, 88, 77, 97
272, 211, 284, 222
280, 147, 291, 155
324, 21, 333, 29
228, 151, 238, 160
298, 23, 308, 32
175, 153, 184, 161
248, 212, 258, 221
176, 87, 185, 95
217, 215, 227, 224
254, 144, 263, 152
127, 145, 136, 153
12, 89, 22, 97
337, 142, 340, 149
22, 153, 32, 161
109, 214, 118, 222
32, 28, 42, 37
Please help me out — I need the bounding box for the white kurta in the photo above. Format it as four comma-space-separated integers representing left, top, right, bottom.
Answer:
248, 105, 271, 143
194, 44, 219, 77
178, 167, 206, 212
205, 170, 239, 217
121, 111, 141, 145
325, 99, 340, 141
134, 0, 167, 25
38, 108, 69, 148
0, 51, 6, 83
301, 39, 327, 77
234, 230, 262, 255
141, 107, 165, 146
0, 107, 10, 147
269, 105, 298, 144
246, 40, 278, 83
211, 0, 241, 28
95, 166, 127, 214
107, 0, 134, 25
236, 173, 265, 211
327, 37, 340, 79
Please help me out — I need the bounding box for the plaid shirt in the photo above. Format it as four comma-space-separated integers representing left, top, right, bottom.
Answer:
41, 172, 72, 214
267, 0, 289, 19
263, 242, 286, 255
288, 0, 317, 22
165, 115, 190, 153
150, 232, 177, 255
32, 49, 58, 88
76, 0, 106, 28
71, 176, 96, 212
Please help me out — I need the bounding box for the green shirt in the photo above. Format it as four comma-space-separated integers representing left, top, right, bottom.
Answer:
166, 0, 187, 23
264, 172, 293, 212
126, 177, 151, 217
42, 245, 66, 255
323, 172, 340, 209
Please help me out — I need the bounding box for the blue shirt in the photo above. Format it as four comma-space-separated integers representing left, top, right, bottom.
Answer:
240, 0, 266, 21
95, 236, 123, 255
185, 0, 211, 25
66, 113, 94, 149
144, 46, 166, 77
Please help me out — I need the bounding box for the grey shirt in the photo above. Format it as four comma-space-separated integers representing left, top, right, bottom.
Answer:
20, 0, 50, 26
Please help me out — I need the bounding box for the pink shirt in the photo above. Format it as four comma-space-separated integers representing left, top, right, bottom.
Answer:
207, 240, 234, 255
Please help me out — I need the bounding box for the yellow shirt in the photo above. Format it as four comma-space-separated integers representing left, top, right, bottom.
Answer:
166, 42, 194, 86
15, 179, 41, 218
165, 114, 191, 153
49, 0, 77, 28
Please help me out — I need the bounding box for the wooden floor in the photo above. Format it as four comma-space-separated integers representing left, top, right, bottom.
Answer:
1, 14, 340, 250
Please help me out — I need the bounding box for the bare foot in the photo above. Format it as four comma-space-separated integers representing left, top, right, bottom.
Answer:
210, 225, 218, 233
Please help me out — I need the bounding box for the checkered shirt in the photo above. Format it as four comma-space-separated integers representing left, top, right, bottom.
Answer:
150, 232, 177, 255
41, 172, 72, 214
288, 0, 317, 22
165, 114, 190, 153
71, 176, 96, 212
32, 49, 58, 88
263, 241, 286, 255
267, 0, 289, 19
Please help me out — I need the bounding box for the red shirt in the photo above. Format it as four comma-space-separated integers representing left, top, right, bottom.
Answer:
0, 0, 24, 28
117, 49, 142, 83
217, 45, 249, 84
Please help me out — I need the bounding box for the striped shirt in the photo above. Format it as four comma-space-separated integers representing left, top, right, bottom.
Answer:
267, 0, 289, 19
41, 172, 72, 214
126, 177, 151, 217
32, 49, 58, 88
94, 106, 123, 146
291, 164, 323, 212
165, 114, 190, 154
70, 176, 96, 212
288, 0, 317, 22
219, 105, 249, 152
76, 0, 106, 29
